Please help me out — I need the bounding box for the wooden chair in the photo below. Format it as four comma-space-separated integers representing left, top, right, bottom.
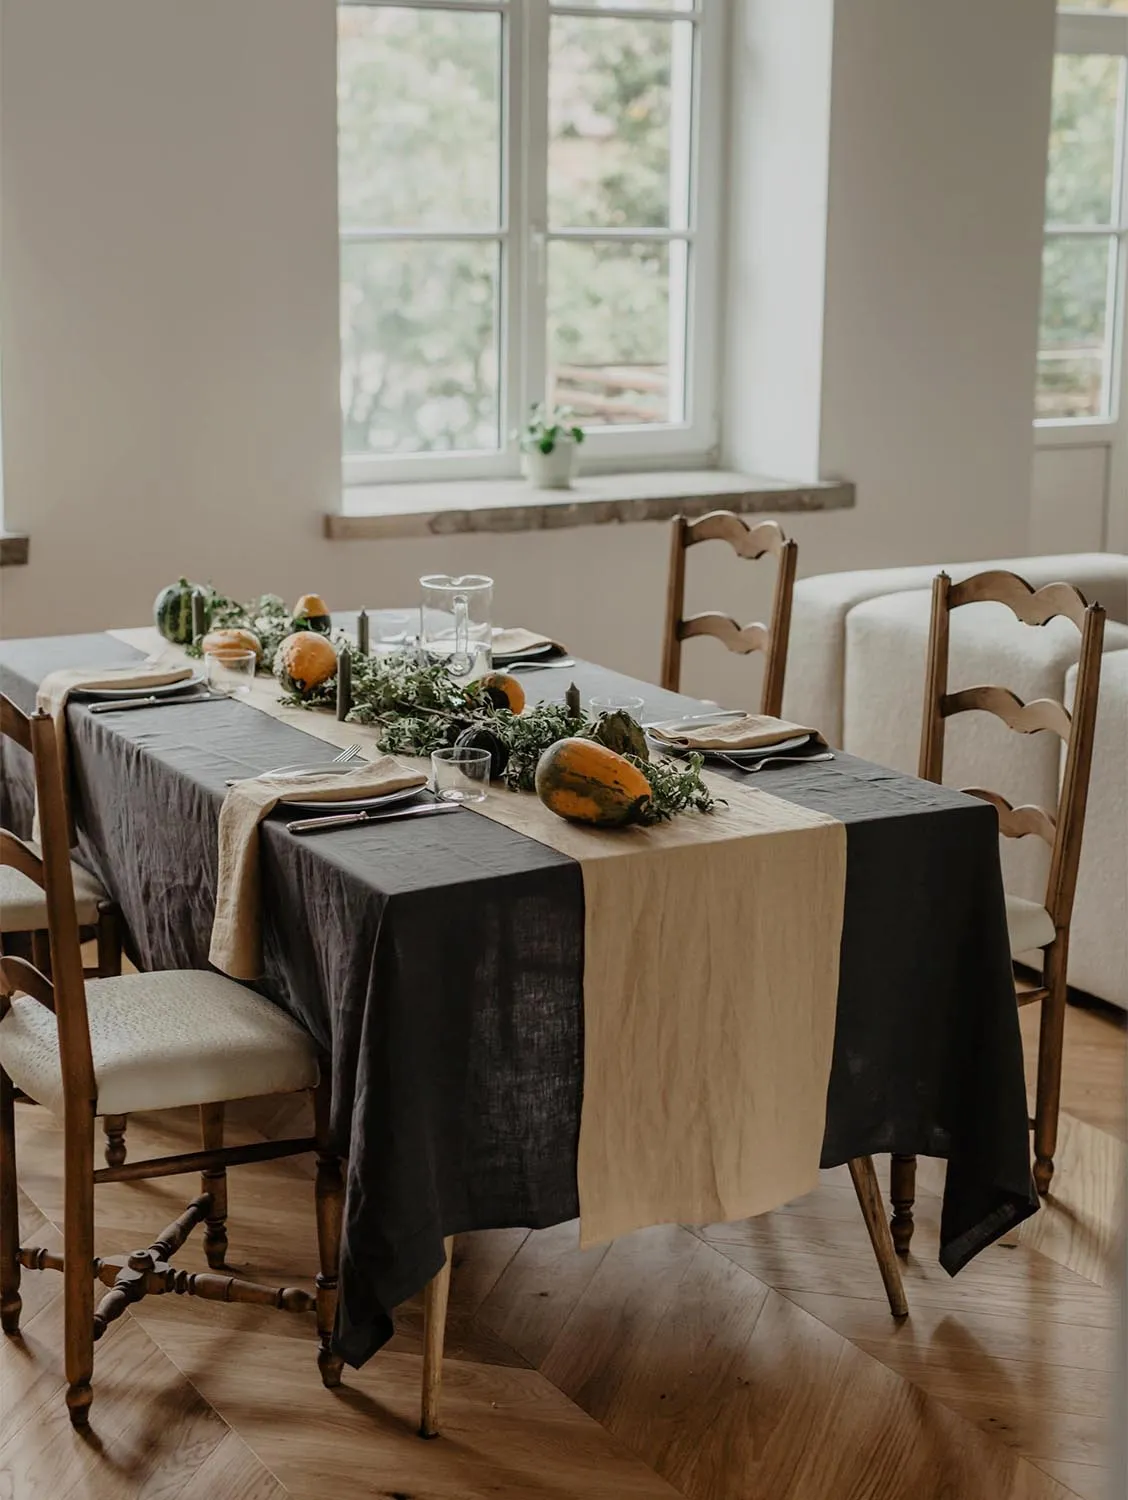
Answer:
889, 570, 1106, 1255
660, 513, 798, 715
0, 698, 123, 984
0, 701, 454, 1435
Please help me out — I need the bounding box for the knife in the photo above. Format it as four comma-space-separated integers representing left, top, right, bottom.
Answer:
643, 710, 746, 731
286, 801, 462, 835
88, 691, 228, 714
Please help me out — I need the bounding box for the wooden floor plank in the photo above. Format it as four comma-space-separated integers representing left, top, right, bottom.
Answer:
4, 993, 1123, 1500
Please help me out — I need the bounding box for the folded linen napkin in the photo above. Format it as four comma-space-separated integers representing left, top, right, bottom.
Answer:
209, 756, 428, 980
491, 627, 568, 660
35, 657, 195, 833
647, 713, 827, 753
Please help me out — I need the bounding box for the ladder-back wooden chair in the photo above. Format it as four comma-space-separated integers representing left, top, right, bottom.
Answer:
889, 570, 1105, 1254
0, 697, 123, 979
1, 697, 127, 1170
660, 512, 798, 716
0, 699, 454, 1435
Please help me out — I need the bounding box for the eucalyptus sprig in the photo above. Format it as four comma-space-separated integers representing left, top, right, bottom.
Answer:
629, 752, 719, 824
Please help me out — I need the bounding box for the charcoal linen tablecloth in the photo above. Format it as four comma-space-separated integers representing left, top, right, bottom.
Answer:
0, 629, 1037, 1364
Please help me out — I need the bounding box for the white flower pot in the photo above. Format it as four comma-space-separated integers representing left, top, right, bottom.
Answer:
522, 441, 578, 490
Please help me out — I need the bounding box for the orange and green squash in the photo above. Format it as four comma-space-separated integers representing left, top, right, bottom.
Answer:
292, 594, 331, 634
479, 672, 526, 715
275, 631, 338, 696
534, 738, 651, 828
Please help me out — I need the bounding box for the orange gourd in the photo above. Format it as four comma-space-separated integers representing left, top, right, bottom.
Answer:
200, 627, 263, 663
534, 738, 652, 828
275, 631, 338, 696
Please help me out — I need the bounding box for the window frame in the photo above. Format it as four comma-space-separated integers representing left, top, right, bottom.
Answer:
1036, 8, 1128, 437
338, 0, 724, 487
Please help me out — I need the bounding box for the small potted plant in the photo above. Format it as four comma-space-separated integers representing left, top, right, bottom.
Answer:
518, 402, 585, 490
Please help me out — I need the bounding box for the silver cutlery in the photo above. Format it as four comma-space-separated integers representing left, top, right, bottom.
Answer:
286, 801, 461, 835
88, 691, 228, 714
505, 658, 576, 672
717, 751, 835, 774
225, 745, 364, 787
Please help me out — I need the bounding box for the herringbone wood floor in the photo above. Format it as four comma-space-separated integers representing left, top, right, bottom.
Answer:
1, 998, 1123, 1500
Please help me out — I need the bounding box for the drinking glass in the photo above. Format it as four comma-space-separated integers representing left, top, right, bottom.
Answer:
205, 649, 257, 697
420, 574, 493, 682
369, 608, 418, 660
589, 694, 645, 718
431, 746, 491, 803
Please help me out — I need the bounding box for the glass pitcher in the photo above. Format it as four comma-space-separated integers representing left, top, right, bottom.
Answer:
420, 574, 494, 682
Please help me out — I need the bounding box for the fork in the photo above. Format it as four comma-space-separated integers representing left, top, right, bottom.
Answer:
226, 743, 363, 787
718, 751, 835, 774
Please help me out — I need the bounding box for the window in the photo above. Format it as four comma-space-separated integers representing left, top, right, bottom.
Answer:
337, 0, 721, 483
1037, 6, 1128, 423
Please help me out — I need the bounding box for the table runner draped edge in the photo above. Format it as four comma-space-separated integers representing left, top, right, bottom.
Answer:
109, 628, 848, 1243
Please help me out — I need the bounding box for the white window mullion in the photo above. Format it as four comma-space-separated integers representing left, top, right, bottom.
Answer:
518, 0, 550, 434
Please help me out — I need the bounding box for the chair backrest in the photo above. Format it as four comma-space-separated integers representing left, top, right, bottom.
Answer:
660, 512, 799, 715
917, 570, 1106, 933
0, 695, 94, 1103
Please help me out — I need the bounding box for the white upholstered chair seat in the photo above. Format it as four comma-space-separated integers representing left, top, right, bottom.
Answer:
1, 841, 108, 931
0, 969, 319, 1117
1005, 893, 1055, 958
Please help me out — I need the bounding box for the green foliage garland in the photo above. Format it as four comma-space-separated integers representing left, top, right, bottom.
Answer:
280, 648, 716, 824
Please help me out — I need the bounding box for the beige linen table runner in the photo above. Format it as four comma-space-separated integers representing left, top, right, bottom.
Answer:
210, 759, 426, 980
647, 713, 826, 753
109, 627, 847, 1242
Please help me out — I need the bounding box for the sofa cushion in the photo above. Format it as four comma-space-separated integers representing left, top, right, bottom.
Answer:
784, 553, 1128, 741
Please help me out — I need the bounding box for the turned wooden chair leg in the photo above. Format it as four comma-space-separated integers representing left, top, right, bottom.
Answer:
0, 1068, 22, 1335
849, 1156, 908, 1318
890, 1153, 917, 1256
1033, 943, 1068, 1197
95, 904, 123, 978
199, 1103, 229, 1270
312, 1078, 345, 1390
64, 1103, 96, 1427
419, 1236, 454, 1439
101, 1115, 127, 1170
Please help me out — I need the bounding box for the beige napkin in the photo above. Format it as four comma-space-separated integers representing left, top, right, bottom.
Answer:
492, 627, 568, 659
209, 756, 428, 980
648, 713, 826, 753
35, 657, 195, 834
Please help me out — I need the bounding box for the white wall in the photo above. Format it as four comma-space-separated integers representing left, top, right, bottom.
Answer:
0, 0, 1062, 713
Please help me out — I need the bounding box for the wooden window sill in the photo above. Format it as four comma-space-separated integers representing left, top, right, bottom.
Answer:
326, 471, 854, 541
0, 532, 29, 567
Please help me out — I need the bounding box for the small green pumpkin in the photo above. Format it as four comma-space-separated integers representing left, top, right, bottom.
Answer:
455, 725, 509, 780
154, 579, 207, 645
582, 709, 649, 762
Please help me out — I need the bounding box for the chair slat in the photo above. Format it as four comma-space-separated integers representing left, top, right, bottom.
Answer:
0, 955, 56, 1013
961, 788, 1057, 845
684, 512, 787, 559
0, 830, 45, 885
0, 695, 32, 754
947, 570, 1089, 630
677, 613, 770, 656
941, 686, 1073, 741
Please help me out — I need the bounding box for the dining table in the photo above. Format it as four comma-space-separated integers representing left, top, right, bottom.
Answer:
0, 615, 1039, 1367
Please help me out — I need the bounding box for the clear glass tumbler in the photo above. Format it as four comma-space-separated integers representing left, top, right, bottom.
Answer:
431, 746, 491, 803
205, 649, 257, 697
589, 694, 645, 718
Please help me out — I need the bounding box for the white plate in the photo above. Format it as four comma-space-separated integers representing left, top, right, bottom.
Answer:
647, 731, 814, 763
283, 784, 428, 815
74, 674, 205, 701
492, 641, 555, 663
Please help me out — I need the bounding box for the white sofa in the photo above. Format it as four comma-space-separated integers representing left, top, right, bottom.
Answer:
783, 553, 1128, 1009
